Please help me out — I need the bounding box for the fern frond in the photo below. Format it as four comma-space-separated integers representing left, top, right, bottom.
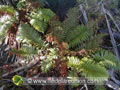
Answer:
80, 57, 109, 81
75, 34, 105, 51
29, 8, 55, 33
17, 0, 26, 10
11, 45, 38, 56
67, 56, 80, 68
41, 48, 58, 73
92, 49, 119, 70
63, 7, 79, 38
53, 7, 80, 42
66, 25, 92, 48
50, 20, 65, 42
30, 19, 47, 33
68, 70, 79, 87
94, 85, 106, 90
67, 56, 109, 81
0, 5, 15, 15
0, 15, 16, 41
18, 22, 44, 47
36, 8, 55, 22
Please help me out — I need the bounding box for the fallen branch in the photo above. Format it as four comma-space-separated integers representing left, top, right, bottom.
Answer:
80, 86, 85, 90
106, 11, 120, 32
2, 59, 39, 78
0, 85, 5, 90
102, 4, 120, 63
106, 80, 120, 90
79, 4, 88, 24
84, 83, 88, 90
107, 69, 120, 85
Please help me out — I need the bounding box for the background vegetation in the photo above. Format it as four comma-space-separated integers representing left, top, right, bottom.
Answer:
0, 0, 120, 90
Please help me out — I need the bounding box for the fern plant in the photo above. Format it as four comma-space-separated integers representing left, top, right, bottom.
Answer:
0, 0, 55, 46
0, 5, 15, 14
29, 8, 55, 33
0, 1, 120, 90
41, 48, 58, 73
67, 56, 109, 81
92, 49, 119, 70
66, 25, 92, 48
12, 45, 38, 56
51, 7, 104, 51
17, 22, 44, 47
94, 85, 106, 90
0, 0, 56, 74
0, 5, 16, 42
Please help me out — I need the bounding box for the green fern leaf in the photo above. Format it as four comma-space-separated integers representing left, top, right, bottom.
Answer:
30, 19, 47, 33
75, 34, 105, 51
41, 48, 58, 73
18, 22, 44, 47
68, 70, 79, 87
30, 8, 55, 33
17, 0, 26, 10
0, 15, 16, 41
67, 25, 92, 48
37, 8, 55, 22
92, 49, 119, 69
80, 57, 109, 81
0, 5, 15, 15
12, 45, 38, 56
63, 7, 79, 32
67, 56, 80, 68
67, 56, 109, 82
94, 85, 106, 90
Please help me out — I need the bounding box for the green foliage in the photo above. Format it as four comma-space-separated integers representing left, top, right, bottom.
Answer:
0, 5, 15, 14
66, 25, 92, 48
67, 56, 109, 81
17, 22, 44, 47
41, 48, 58, 73
12, 45, 38, 56
0, 1, 119, 90
80, 57, 109, 81
94, 85, 106, 90
36, 8, 55, 22
67, 71, 79, 87
51, 6, 103, 51
75, 34, 105, 51
17, 0, 26, 10
62, 7, 79, 41
63, 7, 79, 32
50, 20, 64, 42
92, 49, 119, 70
0, 15, 16, 41
51, 7, 79, 42
30, 19, 47, 33
12, 75, 23, 86
30, 8, 55, 33
103, 0, 119, 10
67, 56, 80, 68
